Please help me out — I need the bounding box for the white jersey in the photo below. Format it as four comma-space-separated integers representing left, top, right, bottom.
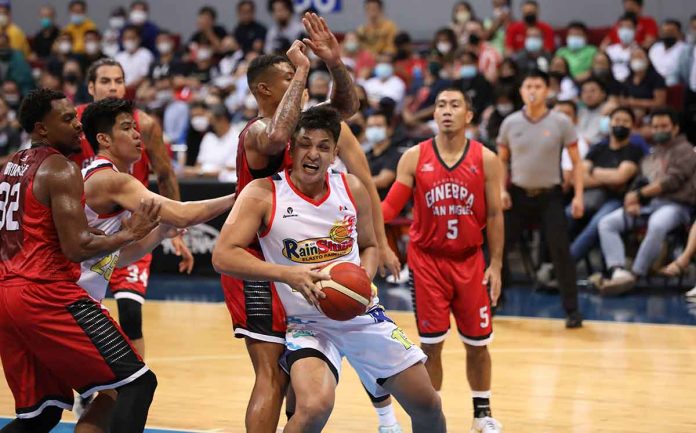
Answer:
78, 158, 130, 301
258, 170, 360, 320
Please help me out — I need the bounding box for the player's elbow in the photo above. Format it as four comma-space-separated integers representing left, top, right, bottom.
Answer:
212, 246, 235, 275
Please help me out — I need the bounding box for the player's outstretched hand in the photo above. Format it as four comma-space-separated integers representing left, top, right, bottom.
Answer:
122, 199, 162, 241
286, 40, 310, 70
302, 12, 341, 68
171, 235, 194, 274
283, 264, 330, 307
484, 265, 502, 307
378, 246, 401, 279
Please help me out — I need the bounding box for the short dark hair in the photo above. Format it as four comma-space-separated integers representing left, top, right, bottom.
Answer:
122, 24, 140, 37
581, 77, 607, 94
650, 106, 679, 125
238, 0, 255, 11
619, 12, 638, 26
567, 21, 588, 33
523, 69, 550, 86
663, 19, 682, 31
625, 0, 643, 6
294, 106, 342, 143
209, 104, 232, 122
84, 29, 101, 39
523, 0, 539, 8
610, 105, 636, 123
555, 100, 577, 117
267, 0, 294, 13
87, 58, 125, 84
18, 89, 67, 133
435, 86, 474, 109
199, 5, 217, 20
130, 0, 149, 11
81, 98, 135, 153
365, 0, 384, 8
247, 54, 292, 94
69, 0, 87, 10
367, 110, 390, 124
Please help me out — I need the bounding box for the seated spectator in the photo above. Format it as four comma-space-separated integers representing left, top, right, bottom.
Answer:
602, 0, 658, 49
606, 13, 640, 82
483, 0, 513, 56
62, 0, 97, 55
566, 106, 643, 262
393, 32, 427, 90
340, 31, 375, 80
306, 70, 330, 108
184, 101, 209, 166
453, 50, 493, 124
0, 96, 21, 165
511, 26, 552, 74
103, 7, 127, 57
620, 47, 667, 121
548, 56, 578, 103
61, 58, 90, 104
649, 19, 686, 86
598, 108, 696, 294
115, 25, 155, 88
184, 104, 238, 181
149, 30, 186, 82
357, 0, 398, 55
556, 101, 590, 190
184, 37, 221, 86
0, 2, 30, 58
402, 62, 452, 135
661, 222, 696, 300
591, 51, 623, 99
190, 5, 226, 55
0, 32, 34, 96
32, 5, 60, 59
360, 56, 406, 110
430, 27, 459, 64
678, 14, 696, 145
265, 0, 304, 55
504, 0, 554, 54
127, 0, 160, 54
233, 0, 267, 54
461, 19, 501, 83
363, 110, 402, 199
578, 78, 611, 145
479, 83, 518, 147
36, 69, 62, 92
0, 80, 21, 115
449, 1, 476, 46
78, 30, 106, 73
46, 32, 77, 76
556, 21, 597, 80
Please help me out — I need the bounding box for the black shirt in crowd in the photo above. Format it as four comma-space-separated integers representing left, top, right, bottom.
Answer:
453, 74, 494, 124
0, 124, 21, 157
586, 141, 644, 199
31, 25, 60, 59
366, 142, 403, 200
622, 69, 666, 100
233, 21, 268, 54
189, 26, 228, 46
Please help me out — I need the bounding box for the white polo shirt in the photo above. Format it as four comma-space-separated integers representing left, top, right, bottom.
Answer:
196, 125, 240, 182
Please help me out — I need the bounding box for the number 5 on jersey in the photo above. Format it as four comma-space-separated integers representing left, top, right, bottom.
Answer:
446, 219, 458, 240
0, 181, 21, 231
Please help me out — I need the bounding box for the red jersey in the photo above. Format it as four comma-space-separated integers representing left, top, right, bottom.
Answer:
70, 104, 151, 186
235, 117, 292, 195
410, 138, 487, 256
0, 147, 81, 282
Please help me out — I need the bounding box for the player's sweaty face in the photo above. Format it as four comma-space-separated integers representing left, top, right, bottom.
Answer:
109, 112, 142, 164
91, 66, 126, 100
292, 128, 337, 182
434, 91, 469, 133
45, 98, 83, 153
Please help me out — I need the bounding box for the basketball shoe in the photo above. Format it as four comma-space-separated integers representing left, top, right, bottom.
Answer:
471, 416, 502, 432
378, 424, 403, 433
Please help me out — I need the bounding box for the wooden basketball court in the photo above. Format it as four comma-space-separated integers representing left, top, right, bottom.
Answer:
1, 300, 695, 432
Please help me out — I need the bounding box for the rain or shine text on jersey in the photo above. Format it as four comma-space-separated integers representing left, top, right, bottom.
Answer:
77, 158, 130, 301
258, 170, 360, 318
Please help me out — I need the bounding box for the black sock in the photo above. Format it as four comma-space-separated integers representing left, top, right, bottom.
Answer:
473, 397, 492, 418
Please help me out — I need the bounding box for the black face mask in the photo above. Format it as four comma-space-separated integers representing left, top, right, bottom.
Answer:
349, 122, 363, 137
611, 125, 631, 141
0, 48, 11, 60
468, 33, 481, 45
64, 73, 80, 84
662, 36, 677, 48
549, 71, 565, 80
523, 13, 537, 25
310, 93, 328, 102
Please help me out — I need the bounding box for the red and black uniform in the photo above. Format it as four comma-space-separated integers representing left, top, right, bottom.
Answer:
72, 105, 152, 303
221, 118, 292, 343
0, 147, 148, 418
407, 138, 493, 345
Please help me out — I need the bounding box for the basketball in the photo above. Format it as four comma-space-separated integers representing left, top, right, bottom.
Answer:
317, 261, 373, 321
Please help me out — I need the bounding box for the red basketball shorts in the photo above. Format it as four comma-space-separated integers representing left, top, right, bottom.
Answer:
110, 253, 152, 304
221, 248, 286, 344
0, 278, 149, 418
407, 244, 493, 346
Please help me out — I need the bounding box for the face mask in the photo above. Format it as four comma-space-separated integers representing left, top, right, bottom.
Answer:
40, 17, 53, 29
496, 103, 514, 115
4, 94, 19, 106
365, 126, 387, 144
493, 6, 509, 18
123, 40, 138, 52
63, 73, 80, 84
653, 131, 672, 144
344, 40, 359, 53
469, 33, 481, 45
611, 125, 631, 140
70, 14, 85, 25
523, 13, 537, 25
436, 42, 452, 55
130, 10, 148, 25
618, 27, 635, 45
156, 89, 173, 103
662, 36, 677, 48
85, 41, 100, 55
455, 11, 470, 24
550, 71, 565, 80
630, 59, 648, 72
592, 67, 610, 78
348, 122, 363, 137
191, 115, 209, 132
310, 93, 328, 102
196, 47, 213, 62
566, 35, 586, 51
525, 36, 543, 52
599, 115, 611, 134
459, 64, 477, 79
0, 14, 8, 27
374, 63, 393, 79
109, 16, 125, 29
58, 41, 72, 54
157, 41, 173, 55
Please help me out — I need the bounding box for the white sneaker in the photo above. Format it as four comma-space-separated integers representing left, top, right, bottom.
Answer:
599, 268, 636, 296
685, 285, 696, 298
471, 416, 503, 433
386, 265, 409, 285
536, 262, 554, 284
378, 424, 403, 433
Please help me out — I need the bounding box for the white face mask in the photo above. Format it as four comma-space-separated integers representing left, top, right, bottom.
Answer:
436, 41, 452, 55
196, 47, 213, 62
191, 115, 209, 132
58, 41, 72, 54
365, 126, 387, 144
0, 14, 8, 27
84, 41, 100, 55
109, 16, 125, 29
123, 40, 139, 53
129, 10, 147, 25
630, 59, 648, 72
157, 41, 173, 55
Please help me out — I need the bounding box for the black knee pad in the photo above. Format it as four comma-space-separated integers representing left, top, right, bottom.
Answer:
117, 298, 143, 340
3, 406, 62, 433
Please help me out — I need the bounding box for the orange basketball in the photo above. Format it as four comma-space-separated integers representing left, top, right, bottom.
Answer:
317, 261, 373, 321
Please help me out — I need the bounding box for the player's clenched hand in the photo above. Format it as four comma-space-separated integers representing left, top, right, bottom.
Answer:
282, 265, 330, 307
302, 12, 341, 68
122, 199, 161, 241
483, 264, 502, 307
286, 40, 310, 70
378, 246, 401, 279
171, 235, 194, 274
501, 190, 512, 210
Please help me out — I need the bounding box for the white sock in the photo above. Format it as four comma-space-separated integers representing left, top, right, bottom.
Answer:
375, 403, 398, 427
472, 390, 491, 399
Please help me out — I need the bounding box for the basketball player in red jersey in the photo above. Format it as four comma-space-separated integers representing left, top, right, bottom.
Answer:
0, 89, 160, 433
70, 58, 193, 358
225, 12, 402, 433
381, 87, 505, 433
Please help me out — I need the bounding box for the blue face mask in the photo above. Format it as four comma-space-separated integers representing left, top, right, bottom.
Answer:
459, 65, 477, 79
566, 35, 586, 51
374, 63, 393, 79
599, 115, 611, 135
70, 14, 85, 25
525, 36, 543, 52
618, 27, 635, 45
365, 126, 387, 144
40, 17, 53, 29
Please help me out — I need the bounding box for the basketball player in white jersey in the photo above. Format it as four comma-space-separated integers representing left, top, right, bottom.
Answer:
213, 106, 446, 433
74, 97, 236, 432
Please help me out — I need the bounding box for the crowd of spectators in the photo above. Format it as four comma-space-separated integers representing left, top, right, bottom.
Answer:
2, 0, 696, 296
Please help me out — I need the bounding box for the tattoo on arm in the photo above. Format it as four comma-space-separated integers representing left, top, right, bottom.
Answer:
265, 69, 308, 147
328, 63, 359, 119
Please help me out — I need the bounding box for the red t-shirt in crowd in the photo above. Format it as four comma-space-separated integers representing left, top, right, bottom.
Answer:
607, 15, 658, 45
505, 20, 556, 53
